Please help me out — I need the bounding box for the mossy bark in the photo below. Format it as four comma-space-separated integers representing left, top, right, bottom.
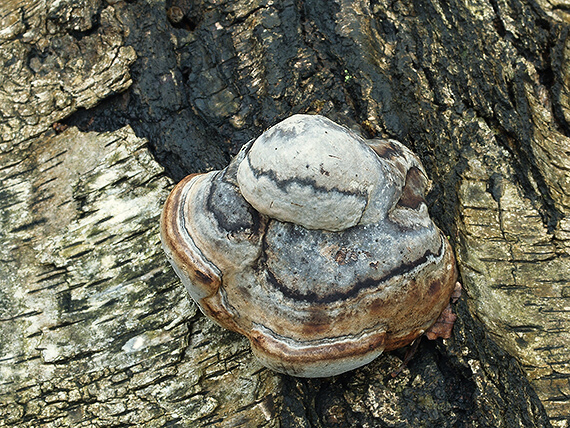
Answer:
1, 0, 568, 426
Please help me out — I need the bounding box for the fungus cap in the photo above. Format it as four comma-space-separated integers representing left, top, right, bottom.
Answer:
160, 114, 457, 377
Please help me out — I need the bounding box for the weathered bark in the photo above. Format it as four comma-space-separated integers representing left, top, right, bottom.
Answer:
0, 0, 568, 427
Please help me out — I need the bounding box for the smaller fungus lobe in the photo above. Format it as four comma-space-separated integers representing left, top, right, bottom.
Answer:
160, 114, 458, 377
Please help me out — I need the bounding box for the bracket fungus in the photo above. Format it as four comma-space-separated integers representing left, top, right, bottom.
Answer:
160, 114, 458, 377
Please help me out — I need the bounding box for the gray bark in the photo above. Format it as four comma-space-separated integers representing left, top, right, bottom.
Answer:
1, 0, 568, 426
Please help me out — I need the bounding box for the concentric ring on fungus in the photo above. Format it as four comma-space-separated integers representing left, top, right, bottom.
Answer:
160, 114, 458, 377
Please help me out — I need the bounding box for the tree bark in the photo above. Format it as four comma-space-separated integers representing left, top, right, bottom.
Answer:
1, 0, 568, 427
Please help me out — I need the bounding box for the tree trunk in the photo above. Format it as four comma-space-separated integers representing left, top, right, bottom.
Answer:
1, 0, 567, 426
